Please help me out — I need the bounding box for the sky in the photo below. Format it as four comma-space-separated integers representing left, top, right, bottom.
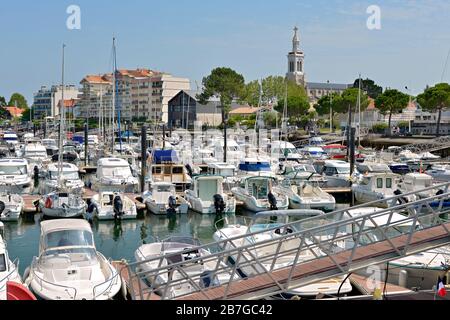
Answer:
0, 0, 450, 104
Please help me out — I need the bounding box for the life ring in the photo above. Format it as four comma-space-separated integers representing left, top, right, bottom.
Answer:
45, 197, 53, 209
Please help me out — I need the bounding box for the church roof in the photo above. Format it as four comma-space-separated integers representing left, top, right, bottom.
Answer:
306, 82, 353, 90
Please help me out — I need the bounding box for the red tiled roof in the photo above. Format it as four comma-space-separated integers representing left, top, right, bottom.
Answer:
59, 99, 78, 108
229, 106, 260, 115
82, 74, 112, 84
4, 106, 25, 118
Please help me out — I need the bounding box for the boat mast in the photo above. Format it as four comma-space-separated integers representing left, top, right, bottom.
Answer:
111, 37, 116, 155
114, 37, 123, 155
283, 81, 288, 163
57, 44, 66, 188
357, 74, 362, 147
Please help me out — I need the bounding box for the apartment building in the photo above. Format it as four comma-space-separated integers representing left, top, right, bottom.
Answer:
32, 85, 80, 119
76, 69, 190, 123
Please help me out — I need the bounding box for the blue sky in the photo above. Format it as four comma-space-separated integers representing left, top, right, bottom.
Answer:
0, 0, 449, 103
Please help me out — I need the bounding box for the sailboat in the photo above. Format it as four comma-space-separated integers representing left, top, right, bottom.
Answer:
39, 44, 87, 219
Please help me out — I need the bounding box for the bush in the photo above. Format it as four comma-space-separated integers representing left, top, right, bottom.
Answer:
372, 122, 389, 134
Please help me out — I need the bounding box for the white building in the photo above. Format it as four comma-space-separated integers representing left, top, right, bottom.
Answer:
32, 85, 80, 119
76, 69, 190, 123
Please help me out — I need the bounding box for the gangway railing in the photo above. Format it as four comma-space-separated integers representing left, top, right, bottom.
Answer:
388, 135, 450, 155
125, 181, 450, 300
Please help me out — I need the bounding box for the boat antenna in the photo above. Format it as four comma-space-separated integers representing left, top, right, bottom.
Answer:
441, 47, 450, 82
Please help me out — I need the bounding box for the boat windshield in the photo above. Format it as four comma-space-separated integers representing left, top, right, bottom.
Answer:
0, 254, 6, 272
0, 165, 27, 175
156, 185, 173, 193
25, 151, 48, 158
49, 171, 79, 180
44, 229, 94, 250
101, 166, 132, 178
337, 167, 351, 174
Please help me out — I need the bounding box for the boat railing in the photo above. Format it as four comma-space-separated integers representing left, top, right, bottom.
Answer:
0, 258, 19, 292
92, 255, 121, 300
126, 181, 450, 300
30, 258, 78, 300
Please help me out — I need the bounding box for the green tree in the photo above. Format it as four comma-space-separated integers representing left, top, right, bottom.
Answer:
263, 111, 279, 128
21, 107, 32, 122
417, 83, 450, 137
337, 88, 369, 140
261, 76, 286, 104
275, 80, 309, 122
353, 78, 383, 99
375, 89, 410, 136
8, 93, 28, 109
197, 67, 245, 161
0, 96, 6, 107
241, 80, 260, 107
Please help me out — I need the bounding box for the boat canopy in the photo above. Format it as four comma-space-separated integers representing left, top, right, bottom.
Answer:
239, 161, 271, 172
153, 150, 179, 164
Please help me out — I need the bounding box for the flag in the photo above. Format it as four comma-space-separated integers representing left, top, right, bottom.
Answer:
437, 277, 447, 298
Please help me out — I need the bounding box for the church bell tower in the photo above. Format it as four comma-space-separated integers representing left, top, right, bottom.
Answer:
286, 26, 306, 87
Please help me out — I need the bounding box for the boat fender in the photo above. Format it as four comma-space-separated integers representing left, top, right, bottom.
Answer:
0, 201, 5, 215
45, 197, 52, 209
23, 267, 31, 284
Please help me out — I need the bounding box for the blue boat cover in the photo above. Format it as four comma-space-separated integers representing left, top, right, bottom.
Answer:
239, 161, 271, 172
153, 150, 179, 164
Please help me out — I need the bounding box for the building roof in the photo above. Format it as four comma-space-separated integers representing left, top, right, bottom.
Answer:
59, 99, 78, 108
82, 74, 112, 84
229, 106, 261, 115
306, 82, 353, 90
3, 106, 25, 118
117, 68, 159, 78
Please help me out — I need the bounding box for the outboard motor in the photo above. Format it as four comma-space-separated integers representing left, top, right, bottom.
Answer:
437, 189, 445, 196
33, 166, 39, 187
213, 194, 226, 215
167, 196, 177, 215
268, 192, 278, 211
86, 199, 95, 222
113, 195, 124, 220
394, 189, 409, 205
199, 271, 220, 289
185, 164, 193, 177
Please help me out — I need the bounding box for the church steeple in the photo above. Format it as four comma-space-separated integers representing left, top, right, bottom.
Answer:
292, 26, 300, 52
286, 26, 306, 88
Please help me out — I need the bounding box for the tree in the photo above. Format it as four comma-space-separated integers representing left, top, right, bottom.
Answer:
417, 83, 450, 137
197, 67, 245, 161
0, 96, 6, 107
375, 89, 410, 136
241, 76, 288, 107
275, 80, 309, 123
21, 107, 32, 122
337, 88, 369, 144
8, 93, 28, 109
241, 80, 260, 107
353, 78, 383, 99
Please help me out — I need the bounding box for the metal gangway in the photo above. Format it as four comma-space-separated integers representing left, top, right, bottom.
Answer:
125, 182, 450, 300
388, 135, 450, 154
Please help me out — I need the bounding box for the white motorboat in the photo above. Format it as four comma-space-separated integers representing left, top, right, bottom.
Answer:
143, 182, 188, 215
22, 142, 50, 169
0, 193, 24, 222
134, 236, 234, 299
0, 158, 33, 194
352, 173, 416, 208
287, 182, 336, 212
85, 192, 137, 221
270, 140, 303, 163
42, 139, 59, 157
40, 162, 84, 195
426, 164, 450, 183
399, 173, 437, 199
90, 158, 139, 193
231, 175, 289, 213
213, 211, 353, 299
23, 219, 123, 300
0, 222, 22, 300
280, 163, 327, 188
39, 191, 87, 219
185, 175, 236, 214
317, 160, 352, 188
